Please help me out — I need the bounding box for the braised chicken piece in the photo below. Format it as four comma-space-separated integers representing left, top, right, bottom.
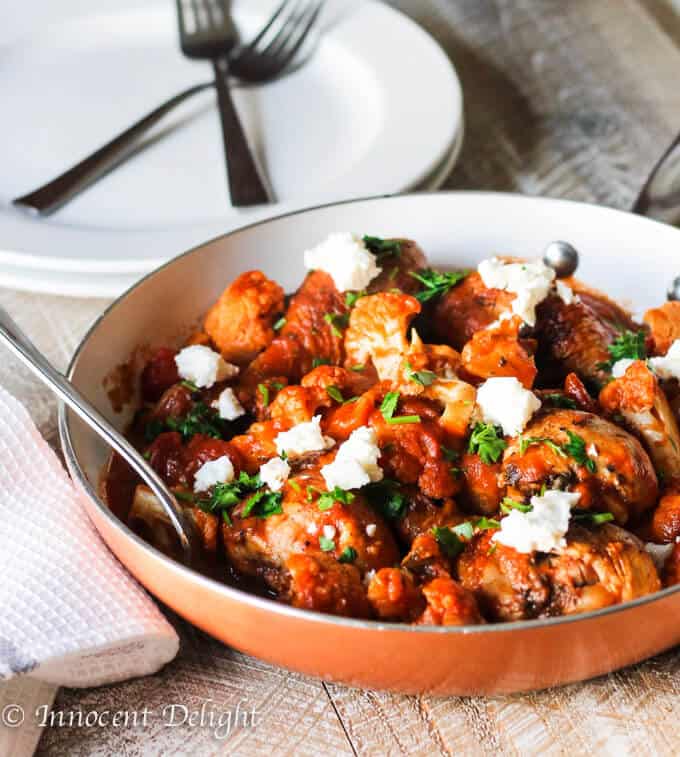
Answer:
393, 489, 464, 545
204, 271, 285, 365
501, 409, 658, 524
458, 453, 504, 515
599, 360, 680, 482
662, 542, 680, 586
650, 490, 680, 543
534, 289, 641, 389
459, 524, 660, 621
221, 467, 399, 615
433, 271, 515, 350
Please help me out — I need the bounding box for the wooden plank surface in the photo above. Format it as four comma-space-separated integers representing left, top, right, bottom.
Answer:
0, 0, 678, 753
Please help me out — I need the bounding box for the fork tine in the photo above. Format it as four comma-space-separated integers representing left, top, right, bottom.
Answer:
245, 0, 293, 51
265, 1, 325, 74
259, 0, 308, 57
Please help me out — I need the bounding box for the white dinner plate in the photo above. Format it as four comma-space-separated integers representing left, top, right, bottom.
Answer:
0, 0, 462, 287
0, 114, 464, 298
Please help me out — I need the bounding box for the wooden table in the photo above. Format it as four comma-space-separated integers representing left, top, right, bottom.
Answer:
4, 0, 680, 753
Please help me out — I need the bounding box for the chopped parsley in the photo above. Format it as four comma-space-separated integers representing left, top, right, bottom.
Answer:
432, 526, 465, 559
318, 487, 355, 511
326, 385, 344, 403
345, 290, 366, 308
545, 393, 578, 409
288, 480, 301, 493
452, 521, 474, 540
181, 380, 199, 393
405, 361, 437, 387
350, 364, 365, 372
599, 329, 647, 372
338, 546, 358, 564
324, 312, 349, 338
474, 516, 501, 531
257, 383, 270, 407
564, 431, 597, 473
388, 415, 421, 425
519, 436, 567, 458
196, 471, 263, 522
409, 268, 469, 303
173, 490, 196, 503
572, 510, 615, 525
363, 235, 402, 259
442, 446, 460, 462
241, 489, 284, 519
312, 357, 331, 368
501, 497, 532, 514
319, 536, 335, 552
363, 480, 408, 520
380, 391, 400, 420
144, 418, 166, 442
165, 402, 225, 440
468, 423, 507, 464
273, 316, 287, 332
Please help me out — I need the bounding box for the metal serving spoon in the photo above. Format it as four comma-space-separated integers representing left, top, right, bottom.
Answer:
0, 305, 200, 565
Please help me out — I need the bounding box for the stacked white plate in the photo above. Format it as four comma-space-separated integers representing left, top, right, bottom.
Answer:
0, 0, 464, 297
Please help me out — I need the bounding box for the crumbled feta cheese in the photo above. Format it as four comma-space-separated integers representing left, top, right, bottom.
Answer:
493, 489, 580, 553
644, 542, 674, 571
649, 339, 680, 381
213, 387, 245, 421
475, 377, 541, 437
193, 455, 235, 493
307, 522, 318, 535
175, 345, 239, 389
323, 525, 336, 540
303, 232, 382, 292
555, 280, 578, 305
274, 415, 334, 458
478, 257, 555, 326
587, 443, 598, 458
259, 457, 290, 492
321, 426, 384, 491
611, 358, 635, 378
364, 569, 376, 586
366, 523, 377, 537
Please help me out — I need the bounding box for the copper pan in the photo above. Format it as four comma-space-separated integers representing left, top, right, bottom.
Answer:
60, 192, 680, 694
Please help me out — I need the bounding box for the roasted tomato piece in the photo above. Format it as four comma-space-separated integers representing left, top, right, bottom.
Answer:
146, 431, 185, 487
141, 347, 180, 402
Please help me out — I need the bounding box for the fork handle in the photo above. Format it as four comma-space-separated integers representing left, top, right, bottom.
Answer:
13, 81, 214, 216
213, 57, 271, 206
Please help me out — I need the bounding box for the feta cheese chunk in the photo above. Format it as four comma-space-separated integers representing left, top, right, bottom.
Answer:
611, 358, 635, 378
644, 542, 674, 571
175, 345, 239, 389
213, 387, 245, 421
321, 426, 383, 491
475, 377, 541, 437
193, 455, 235, 493
275, 415, 334, 458
478, 257, 555, 326
494, 490, 580, 553
259, 457, 290, 492
649, 339, 680, 381
303, 232, 382, 292
555, 280, 577, 305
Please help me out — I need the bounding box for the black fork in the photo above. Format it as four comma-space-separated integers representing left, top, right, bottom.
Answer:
177, 0, 270, 206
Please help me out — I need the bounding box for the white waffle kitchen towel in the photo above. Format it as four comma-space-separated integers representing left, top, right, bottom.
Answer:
0, 386, 179, 755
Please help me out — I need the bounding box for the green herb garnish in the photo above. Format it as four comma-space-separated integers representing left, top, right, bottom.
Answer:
380, 391, 400, 420
545, 393, 577, 409
363, 235, 402, 259
257, 383, 270, 407
452, 522, 474, 540
387, 415, 421, 425
345, 291, 366, 308
564, 431, 597, 473
326, 385, 344, 403
519, 436, 567, 457
319, 536, 336, 552
338, 546, 358, 564
350, 364, 365, 372
181, 380, 199, 392
324, 312, 349, 338
241, 489, 283, 519
432, 526, 465, 558
468, 423, 507, 464
363, 480, 407, 520
196, 471, 262, 521
318, 487, 355, 511
273, 316, 287, 332
405, 361, 437, 387
474, 516, 501, 531
572, 510, 615, 525
166, 402, 225, 440
312, 357, 331, 368
501, 497, 532, 514
409, 268, 469, 303
599, 330, 647, 372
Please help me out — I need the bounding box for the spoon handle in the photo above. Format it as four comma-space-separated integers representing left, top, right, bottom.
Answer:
0, 305, 197, 564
